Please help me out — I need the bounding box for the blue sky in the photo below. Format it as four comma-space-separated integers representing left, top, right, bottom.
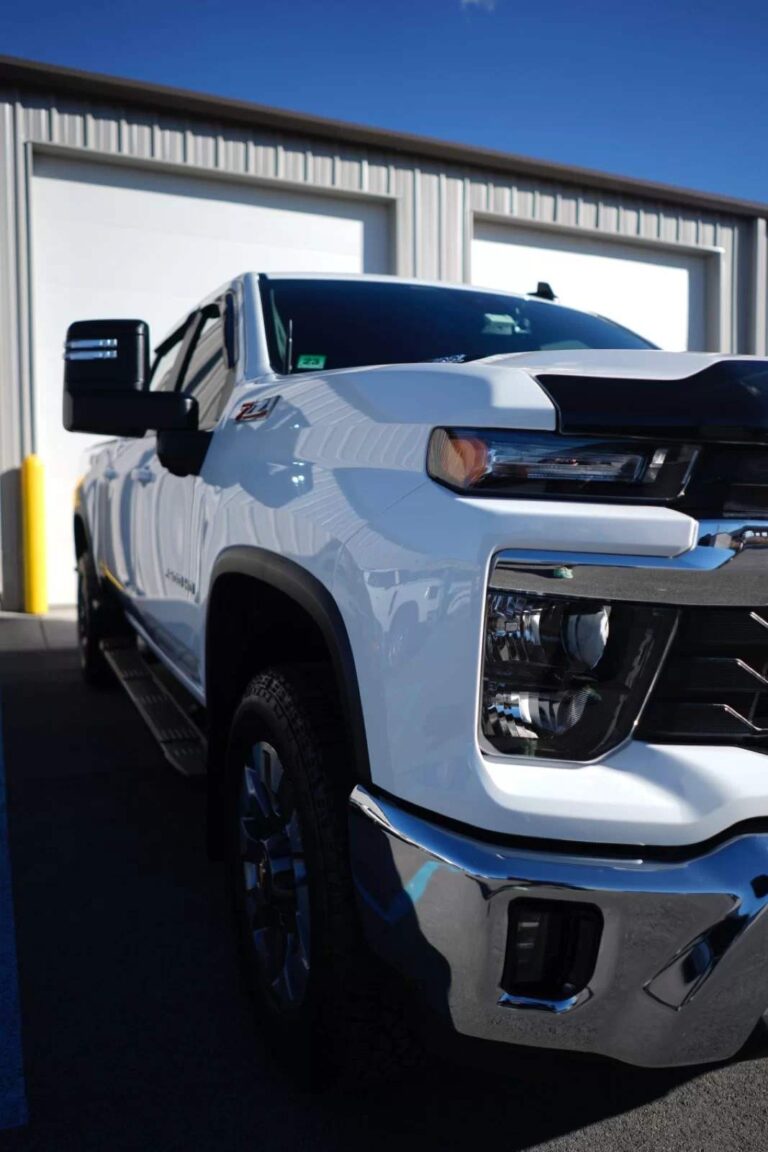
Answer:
1, 0, 765, 202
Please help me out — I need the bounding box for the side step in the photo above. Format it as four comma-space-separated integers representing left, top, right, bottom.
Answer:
101, 640, 207, 778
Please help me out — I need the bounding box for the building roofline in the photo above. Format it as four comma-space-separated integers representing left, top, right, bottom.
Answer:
1, 53, 766, 220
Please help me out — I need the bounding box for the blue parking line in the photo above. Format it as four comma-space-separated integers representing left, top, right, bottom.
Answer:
0, 694, 27, 1130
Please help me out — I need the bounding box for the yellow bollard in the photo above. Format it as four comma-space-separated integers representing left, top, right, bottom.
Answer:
21, 454, 47, 615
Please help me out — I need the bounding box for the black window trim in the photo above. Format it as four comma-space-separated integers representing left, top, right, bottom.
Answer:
149, 290, 238, 389
147, 316, 193, 392
173, 298, 239, 431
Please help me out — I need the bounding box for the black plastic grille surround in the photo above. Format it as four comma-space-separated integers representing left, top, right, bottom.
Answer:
638, 607, 768, 748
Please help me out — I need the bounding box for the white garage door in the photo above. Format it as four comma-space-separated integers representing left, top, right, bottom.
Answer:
32, 155, 391, 605
471, 221, 707, 353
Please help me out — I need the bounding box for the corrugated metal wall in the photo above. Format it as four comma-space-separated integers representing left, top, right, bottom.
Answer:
0, 85, 767, 604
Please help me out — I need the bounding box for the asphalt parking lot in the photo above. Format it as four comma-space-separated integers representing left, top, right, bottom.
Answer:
0, 616, 767, 1151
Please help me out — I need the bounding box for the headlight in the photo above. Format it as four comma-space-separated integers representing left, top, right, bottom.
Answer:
428, 428, 698, 500
481, 590, 677, 760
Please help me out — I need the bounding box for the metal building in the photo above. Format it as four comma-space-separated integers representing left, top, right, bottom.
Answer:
1, 55, 767, 606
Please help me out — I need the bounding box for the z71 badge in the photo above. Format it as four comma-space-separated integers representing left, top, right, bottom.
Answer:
235, 396, 279, 423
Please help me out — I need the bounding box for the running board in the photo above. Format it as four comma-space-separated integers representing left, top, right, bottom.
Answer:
100, 640, 207, 777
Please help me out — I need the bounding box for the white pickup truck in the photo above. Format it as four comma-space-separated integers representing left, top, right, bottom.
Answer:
64, 272, 768, 1076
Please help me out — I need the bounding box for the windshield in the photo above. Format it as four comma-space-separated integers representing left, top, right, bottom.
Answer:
259, 276, 655, 374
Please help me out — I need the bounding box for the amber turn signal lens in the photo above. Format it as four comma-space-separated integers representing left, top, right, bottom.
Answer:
427, 428, 490, 489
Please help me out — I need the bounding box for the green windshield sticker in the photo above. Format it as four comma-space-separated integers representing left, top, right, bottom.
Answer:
296, 353, 327, 370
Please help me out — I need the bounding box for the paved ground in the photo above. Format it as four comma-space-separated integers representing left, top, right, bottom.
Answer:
0, 617, 766, 1151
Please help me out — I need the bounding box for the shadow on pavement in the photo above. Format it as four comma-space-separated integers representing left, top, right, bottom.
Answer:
0, 619, 762, 1152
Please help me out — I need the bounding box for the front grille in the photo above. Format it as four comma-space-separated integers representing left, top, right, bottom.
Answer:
675, 445, 768, 517
638, 607, 768, 748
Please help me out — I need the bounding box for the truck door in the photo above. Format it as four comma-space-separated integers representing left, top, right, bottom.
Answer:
120, 319, 191, 634
99, 437, 146, 597
136, 301, 234, 687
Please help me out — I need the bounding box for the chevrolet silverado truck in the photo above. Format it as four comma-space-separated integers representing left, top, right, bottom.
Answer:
64, 272, 768, 1074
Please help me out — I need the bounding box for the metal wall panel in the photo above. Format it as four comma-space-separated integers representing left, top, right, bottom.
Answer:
0, 84, 765, 605
1, 86, 764, 360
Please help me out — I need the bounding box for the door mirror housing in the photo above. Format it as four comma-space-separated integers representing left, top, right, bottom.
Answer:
62, 318, 198, 437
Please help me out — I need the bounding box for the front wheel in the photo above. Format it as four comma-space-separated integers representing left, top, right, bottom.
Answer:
225, 666, 415, 1082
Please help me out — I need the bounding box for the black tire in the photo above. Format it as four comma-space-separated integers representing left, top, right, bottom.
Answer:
225, 665, 417, 1084
76, 552, 117, 687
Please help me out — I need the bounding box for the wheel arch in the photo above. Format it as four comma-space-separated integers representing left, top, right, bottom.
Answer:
204, 546, 371, 854
73, 478, 95, 564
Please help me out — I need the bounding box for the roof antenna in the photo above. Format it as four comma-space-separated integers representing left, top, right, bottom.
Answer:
530, 281, 557, 301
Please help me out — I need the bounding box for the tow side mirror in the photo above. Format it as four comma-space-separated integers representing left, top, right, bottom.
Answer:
62, 318, 198, 437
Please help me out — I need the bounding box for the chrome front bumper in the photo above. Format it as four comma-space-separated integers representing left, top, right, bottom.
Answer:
349, 786, 768, 1067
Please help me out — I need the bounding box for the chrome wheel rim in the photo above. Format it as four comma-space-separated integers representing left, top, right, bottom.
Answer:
238, 741, 310, 1011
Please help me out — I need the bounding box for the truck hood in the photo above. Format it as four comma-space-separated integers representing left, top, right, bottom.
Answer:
488, 348, 731, 379
496, 349, 768, 443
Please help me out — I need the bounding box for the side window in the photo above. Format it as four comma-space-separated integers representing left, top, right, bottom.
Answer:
180, 306, 232, 431
149, 327, 187, 393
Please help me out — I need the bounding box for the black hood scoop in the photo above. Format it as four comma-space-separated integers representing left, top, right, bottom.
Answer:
537, 360, 768, 444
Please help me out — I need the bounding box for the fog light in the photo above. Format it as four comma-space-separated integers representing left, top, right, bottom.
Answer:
510, 905, 550, 986
502, 899, 603, 1002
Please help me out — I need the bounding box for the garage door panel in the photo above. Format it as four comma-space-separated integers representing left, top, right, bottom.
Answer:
471, 221, 706, 353
32, 155, 391, 604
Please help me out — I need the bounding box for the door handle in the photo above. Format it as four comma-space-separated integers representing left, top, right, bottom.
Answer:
130, 467, 155, 485
103, 466, 118, 481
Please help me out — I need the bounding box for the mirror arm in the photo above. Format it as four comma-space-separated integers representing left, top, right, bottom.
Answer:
156, 429, 213, 477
